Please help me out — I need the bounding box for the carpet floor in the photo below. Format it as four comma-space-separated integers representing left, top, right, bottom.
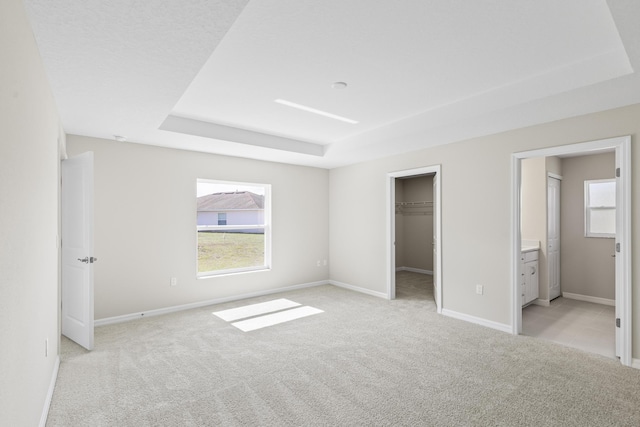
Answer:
47, 272, 640, 426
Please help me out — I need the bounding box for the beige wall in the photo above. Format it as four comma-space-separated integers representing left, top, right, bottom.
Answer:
546, 156, 562, 176
520, 156, 562, 302
66, 136, 329, 319
561, 152, 616, 300
397, 176, 434, 271
0, 0, 62, 424
521, 157, 548, 298
329, 103, 640, 357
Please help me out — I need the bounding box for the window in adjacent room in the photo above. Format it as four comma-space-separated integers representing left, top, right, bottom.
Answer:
584, 178, 616, 238
196, 179, 271, 277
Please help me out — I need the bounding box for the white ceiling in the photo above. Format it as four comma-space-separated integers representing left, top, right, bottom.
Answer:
25, 0, 640, 169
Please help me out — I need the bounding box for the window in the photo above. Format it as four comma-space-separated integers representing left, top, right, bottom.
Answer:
196, 179, 271, 277
584, 179, 616, 238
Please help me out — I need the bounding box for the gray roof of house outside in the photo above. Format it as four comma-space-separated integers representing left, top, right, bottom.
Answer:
197, 191, 264, 212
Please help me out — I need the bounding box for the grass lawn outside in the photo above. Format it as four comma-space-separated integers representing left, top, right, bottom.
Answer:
198, 231, 265, 273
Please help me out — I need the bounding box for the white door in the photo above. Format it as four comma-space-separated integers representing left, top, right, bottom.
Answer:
547, 177, 561, 300
61, 152, 95, 350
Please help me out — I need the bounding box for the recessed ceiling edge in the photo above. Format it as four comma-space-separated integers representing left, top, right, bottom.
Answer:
159, 115, 325, 157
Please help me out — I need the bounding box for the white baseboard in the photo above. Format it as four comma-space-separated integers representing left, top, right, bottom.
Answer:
95, 280, 328, 326
329, 280, 388, 299
562, 292, 615, 306
532, 299, 550, 307
631, 358, 640, 370
396, 266, 433, 275
441, 309, 512, 334
39, 356, 60, 427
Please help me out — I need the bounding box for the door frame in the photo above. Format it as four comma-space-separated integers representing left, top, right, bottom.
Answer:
511, 136, 631, 366
387, 165, 442, 313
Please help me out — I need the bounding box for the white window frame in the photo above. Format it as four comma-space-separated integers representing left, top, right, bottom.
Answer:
584, 178, 616, 238
217, 212, 227, 226
196, 179, 271, 278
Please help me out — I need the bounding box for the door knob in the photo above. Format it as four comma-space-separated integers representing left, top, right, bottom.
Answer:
77, 257, 89, 263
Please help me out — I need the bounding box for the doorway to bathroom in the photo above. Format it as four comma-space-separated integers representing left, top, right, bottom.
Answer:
512, 136, 631, 366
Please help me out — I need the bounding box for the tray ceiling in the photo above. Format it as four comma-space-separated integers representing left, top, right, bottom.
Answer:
25, 0, 640, 168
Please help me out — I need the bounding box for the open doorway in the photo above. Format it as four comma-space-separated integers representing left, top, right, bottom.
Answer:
395, 174, 435, 306
512, 136, 631, 366
521, 152, 616, 359
388, 166, 442, 313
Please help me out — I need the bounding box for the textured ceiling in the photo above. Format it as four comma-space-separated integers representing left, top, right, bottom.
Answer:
25, 0, 640, 168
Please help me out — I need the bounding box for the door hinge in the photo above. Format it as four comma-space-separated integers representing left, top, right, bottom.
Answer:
616, 318, 621, 328
616, 167, 620, 177
616, 243, 621, 253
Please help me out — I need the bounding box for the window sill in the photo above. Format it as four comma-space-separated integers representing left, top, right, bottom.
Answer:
197, 266, 270, 280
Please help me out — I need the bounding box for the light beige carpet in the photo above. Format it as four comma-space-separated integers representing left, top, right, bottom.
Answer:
47, 273, 640, 426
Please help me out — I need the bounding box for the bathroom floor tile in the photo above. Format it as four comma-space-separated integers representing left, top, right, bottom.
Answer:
522, 297, 616, 360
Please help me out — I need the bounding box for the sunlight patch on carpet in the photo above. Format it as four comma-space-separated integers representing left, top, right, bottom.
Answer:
213, 298, 323, 332
231, 306, 323, 332
213, 298, 301, 321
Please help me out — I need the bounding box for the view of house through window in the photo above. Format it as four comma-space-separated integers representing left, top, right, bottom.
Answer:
197, 179, 270, 276
584, 178, 616, 238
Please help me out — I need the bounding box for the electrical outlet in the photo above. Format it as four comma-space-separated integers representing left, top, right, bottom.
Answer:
316, 260, 321, 267
476, 284, 483, 295
170, 277, 177, 287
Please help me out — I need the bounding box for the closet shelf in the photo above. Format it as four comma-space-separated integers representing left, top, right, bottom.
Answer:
395, 201, 433, 215
396, 201, 433, 207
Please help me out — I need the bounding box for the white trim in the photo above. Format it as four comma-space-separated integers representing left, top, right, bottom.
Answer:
396, 266, 433, 275
631, 358, 640, 370
197, 265, 271, 279
562, 292, 615, 306
329, 280, 388, 299
547, 172, 563, 180
616, 136, 632, 367
387, 165, 442, 313
441, 309, 512, 334
95, 280, 327, 326
39, 356, 60, 427
511, 135, 632, 367
511, 152, 523, 335
516, 137, 623, 158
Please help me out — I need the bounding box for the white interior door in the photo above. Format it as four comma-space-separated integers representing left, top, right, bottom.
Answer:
61, 152, 95, 350
547, 177, 561, 300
